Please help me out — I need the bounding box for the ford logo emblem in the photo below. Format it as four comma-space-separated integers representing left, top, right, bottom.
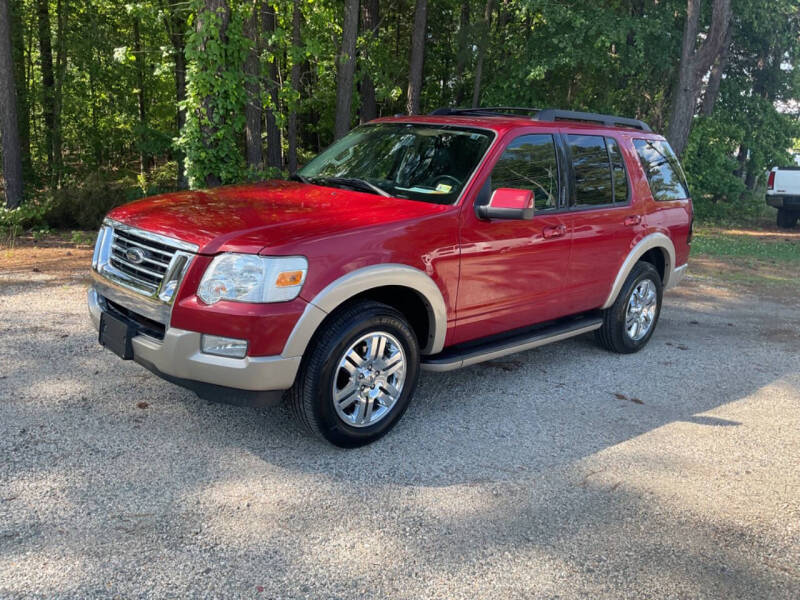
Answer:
125, 247, 146, 264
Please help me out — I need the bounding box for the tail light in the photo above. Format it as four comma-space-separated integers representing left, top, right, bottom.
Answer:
767, 170, 775, 190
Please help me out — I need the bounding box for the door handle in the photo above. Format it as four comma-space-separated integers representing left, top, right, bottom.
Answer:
542, 224, 566, 239
624, 215, 642, 227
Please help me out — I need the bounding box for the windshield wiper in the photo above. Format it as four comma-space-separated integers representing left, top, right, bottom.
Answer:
290, 173, 311, 184
315, 176, 391, 197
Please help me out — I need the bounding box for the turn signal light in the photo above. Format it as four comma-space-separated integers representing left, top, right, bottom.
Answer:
275, 270, 305, 287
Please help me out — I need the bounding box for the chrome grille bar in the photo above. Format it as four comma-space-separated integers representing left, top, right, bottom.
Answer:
93, 218, 199, 306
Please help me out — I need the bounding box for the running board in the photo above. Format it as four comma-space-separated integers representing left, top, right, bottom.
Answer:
421, 315, 603, 372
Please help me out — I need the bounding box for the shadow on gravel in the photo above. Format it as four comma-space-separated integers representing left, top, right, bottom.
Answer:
1, 280, 799, 597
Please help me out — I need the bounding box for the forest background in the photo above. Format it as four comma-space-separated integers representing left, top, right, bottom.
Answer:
1, 0, 798, 234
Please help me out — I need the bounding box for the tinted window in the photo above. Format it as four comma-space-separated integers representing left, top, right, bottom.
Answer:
490, 134, 559, 211
568, 135, 613, 206
633, 139, 689, 201
607, 137, 629, 203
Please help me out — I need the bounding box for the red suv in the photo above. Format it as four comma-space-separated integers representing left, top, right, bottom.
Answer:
89, 108, 692, 447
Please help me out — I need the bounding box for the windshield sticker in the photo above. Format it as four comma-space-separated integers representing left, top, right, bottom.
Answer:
435, 183, 453, 193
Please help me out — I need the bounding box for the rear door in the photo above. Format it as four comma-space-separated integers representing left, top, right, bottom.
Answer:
454, 131, 572, 345
563, 132, 644, 313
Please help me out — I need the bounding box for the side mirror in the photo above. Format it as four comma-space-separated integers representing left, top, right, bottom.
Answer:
476, 188, 534, 221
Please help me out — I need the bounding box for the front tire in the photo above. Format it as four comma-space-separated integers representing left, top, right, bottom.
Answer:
287, 300, 420, 447
596, 261, 663, 354
777, 208, 798, 229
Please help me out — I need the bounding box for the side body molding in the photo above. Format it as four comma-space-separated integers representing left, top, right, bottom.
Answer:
602, 233, 677, 309
282, 264, 449, 358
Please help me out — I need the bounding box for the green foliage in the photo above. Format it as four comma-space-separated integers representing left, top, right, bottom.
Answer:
44, 172, 130, 229
0, 199, 50, 244
4, 0, 800, 232
178, 0, 249, 188
684, 116, 745, 204
69, 230, 97, 245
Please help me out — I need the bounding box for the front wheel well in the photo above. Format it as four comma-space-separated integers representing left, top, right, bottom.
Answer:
331, 286, 432, 352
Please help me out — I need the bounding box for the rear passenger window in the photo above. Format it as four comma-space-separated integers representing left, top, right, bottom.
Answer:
568, 135, 613, 206
607, 138, 629, 203
633, 139, 689, 201
490, 134, 559, 211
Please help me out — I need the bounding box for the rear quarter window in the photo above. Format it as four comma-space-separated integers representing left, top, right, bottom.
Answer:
633, 139, 690, 201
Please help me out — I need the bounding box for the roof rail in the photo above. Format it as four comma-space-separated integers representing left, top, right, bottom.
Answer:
534, 109, 652, 132
429, 106, 542, 117
428, 106, 652, 132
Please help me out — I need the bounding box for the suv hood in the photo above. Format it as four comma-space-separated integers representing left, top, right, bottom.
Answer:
107, 180, 450, 254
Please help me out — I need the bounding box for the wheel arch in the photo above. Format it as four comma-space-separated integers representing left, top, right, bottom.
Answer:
281, 264, 448, 358
601, 233, 676, 309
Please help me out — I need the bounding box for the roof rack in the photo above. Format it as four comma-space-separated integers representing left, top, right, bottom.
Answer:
535, 109, 651, 132
429, 107, 542, 117
428, 106, 652, 132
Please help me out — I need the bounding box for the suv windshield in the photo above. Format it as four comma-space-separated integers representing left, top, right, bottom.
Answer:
297, 123, 494, 204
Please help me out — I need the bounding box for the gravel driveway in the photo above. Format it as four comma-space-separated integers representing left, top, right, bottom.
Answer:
1, 250, 799, 599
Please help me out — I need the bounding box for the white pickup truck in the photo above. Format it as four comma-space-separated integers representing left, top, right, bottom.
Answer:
767, 166, 800, 228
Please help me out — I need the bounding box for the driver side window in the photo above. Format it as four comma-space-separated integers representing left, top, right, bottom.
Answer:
490, 134, 559, 211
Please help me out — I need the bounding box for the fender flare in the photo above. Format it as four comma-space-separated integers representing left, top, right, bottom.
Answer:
281, 264, 448, 358
601, 233, 676, 309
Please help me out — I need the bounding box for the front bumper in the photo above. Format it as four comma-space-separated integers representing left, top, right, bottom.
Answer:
89, 287, 301, 404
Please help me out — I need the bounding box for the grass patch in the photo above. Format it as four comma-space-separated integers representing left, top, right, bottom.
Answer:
692, 229, 800, 263
690, 227, 800, 296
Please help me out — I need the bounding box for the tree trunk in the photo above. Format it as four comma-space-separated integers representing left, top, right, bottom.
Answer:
36, 0, 55, 175
243, 0, 262, 171
701, 27, 731, 116
359, 0, 379, 123
164, 1, 188, 189
471, 0, 493, 108
406, 0, 427, 115
196, 0, 231, 188
287, 0, 301, 172
453, 1, 470, 106
334, 0, 359, 139
0, 0, 24, 208
10, 0, 31, 180
262, 2, 281, 170
52, 0, 65, 184
133, 17, 151, 174
666, 0, 732, 157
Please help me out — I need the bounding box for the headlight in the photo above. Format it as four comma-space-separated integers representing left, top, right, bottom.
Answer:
92, 224, 112, 270
197, 254, 308, 305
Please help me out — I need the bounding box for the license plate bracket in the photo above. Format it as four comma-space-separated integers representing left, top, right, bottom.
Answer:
99, 311, 136, 360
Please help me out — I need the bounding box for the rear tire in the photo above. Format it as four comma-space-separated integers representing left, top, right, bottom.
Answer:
596, 261, 663, 354
777, 208, 798, 229
287, 300, 420, 448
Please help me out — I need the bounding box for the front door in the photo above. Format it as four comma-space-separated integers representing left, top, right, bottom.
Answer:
454, 132, 572, 346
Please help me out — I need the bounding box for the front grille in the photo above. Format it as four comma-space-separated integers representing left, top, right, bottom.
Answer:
109, 228, 179, 293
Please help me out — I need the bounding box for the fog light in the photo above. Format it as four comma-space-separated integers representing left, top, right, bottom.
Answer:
201, 335, 248, 358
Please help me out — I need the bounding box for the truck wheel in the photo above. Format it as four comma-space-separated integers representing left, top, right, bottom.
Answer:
777, 209, 798, 229
596, 261, 663, 354
287, 300, 420, 447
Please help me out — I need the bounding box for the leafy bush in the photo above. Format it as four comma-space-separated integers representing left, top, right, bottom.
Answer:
693, 189, 771, 227
0, 200, 51, 245
44, 172, 130, 230
684, 116, 746, 204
